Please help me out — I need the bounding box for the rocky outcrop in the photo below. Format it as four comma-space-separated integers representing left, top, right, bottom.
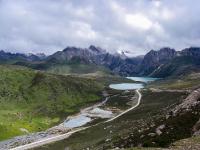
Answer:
193, 118, 200, 136
155, 124, 165, 135
172, 88, 200, 116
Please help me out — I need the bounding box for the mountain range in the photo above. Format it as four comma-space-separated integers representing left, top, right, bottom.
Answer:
0, 46, 200, 77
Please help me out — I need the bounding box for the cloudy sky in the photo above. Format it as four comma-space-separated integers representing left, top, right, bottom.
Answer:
0, 0, 200, 55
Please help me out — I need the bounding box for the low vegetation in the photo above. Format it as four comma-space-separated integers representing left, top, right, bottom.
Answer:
35, 90, 188, 150
148, 72, 200, 90
0, 65, 103, 140
127, 136, 200, 150
103, 90, 136, 110
46, 64, 111, 75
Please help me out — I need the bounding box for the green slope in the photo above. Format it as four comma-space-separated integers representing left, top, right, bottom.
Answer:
46, 63, 111, 75
0, 65, 103, 140
148, 72, 200, 90
14, 60, 112, 76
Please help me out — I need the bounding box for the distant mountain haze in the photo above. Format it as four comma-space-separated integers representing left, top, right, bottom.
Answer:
0, 46, 200, 77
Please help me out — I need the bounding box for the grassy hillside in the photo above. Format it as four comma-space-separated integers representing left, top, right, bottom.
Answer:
46, 64, 111, 75
0, 65, 103, 140
14, 60, 113, 76
148, 72, 200, 90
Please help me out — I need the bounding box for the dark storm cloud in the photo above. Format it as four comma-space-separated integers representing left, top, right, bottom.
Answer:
0, 0, 200, 55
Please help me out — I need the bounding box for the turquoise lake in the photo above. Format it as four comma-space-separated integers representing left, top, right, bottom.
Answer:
109, 77, 158, 90
126, 77, 159, 83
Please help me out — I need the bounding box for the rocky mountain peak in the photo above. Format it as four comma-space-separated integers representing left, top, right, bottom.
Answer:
143, 47, 176, 64
35, 53, 46, 59
159, 47, 176, 52
63, 46, 81, 52
147, 47, 176, 58
116, 50, 137, 58
138, 47, 177, 75
181, 47, 200, 57
88, 45, 106, 54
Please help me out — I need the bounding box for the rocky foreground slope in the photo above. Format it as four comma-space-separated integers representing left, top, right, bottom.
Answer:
112, 88, 200, 149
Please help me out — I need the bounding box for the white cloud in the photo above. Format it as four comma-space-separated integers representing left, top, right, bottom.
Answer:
72, 21, 97, 39
161, 8, 174, 20
0, 0, 199, 55
125, 13, 153, 30
153, 1, 161, 8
